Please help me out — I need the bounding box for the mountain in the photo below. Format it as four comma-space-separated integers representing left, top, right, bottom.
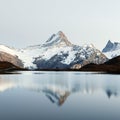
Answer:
32, 31, 107, 69
0, 31, 107, 70
15, 31, 74, 69
79, 55, 120, 73
102, 40, 120, 58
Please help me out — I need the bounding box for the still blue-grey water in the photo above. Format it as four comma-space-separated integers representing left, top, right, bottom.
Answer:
0, 71, 120, 120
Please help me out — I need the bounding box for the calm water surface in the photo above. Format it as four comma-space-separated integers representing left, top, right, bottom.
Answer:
0, 71, 120, 120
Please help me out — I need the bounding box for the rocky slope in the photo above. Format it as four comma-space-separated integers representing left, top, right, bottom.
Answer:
79, 55, 120, 73
0, 51, 23, 68
0, 46, 23, 70
0, 61, 22, 71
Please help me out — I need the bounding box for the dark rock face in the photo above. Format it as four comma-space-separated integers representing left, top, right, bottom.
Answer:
102, 40, 120, 52
102, 40, 114, 52
0, 52, 23, 69
104, 55, 120, 65
0, 62, 21, 71
34, 53, 70, 69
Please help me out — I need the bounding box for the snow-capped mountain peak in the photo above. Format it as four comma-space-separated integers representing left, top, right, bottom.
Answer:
102, 40, 120, 52
43, 31, 73, 47
102, 40, 113, 52
102, 40, 120, 58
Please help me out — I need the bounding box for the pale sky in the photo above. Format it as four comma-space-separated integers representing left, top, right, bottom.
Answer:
0, 0, 120, 50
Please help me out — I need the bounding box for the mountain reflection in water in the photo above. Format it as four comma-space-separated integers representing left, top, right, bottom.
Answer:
0, 71, 119, 106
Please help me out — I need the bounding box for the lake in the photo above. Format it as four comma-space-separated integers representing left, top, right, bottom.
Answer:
0, 71, 120, 120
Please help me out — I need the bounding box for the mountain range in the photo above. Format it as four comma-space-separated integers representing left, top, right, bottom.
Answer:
0, 31, 119, 72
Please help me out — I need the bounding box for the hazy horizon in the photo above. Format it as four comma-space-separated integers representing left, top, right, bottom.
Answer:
0, 0, 120, 50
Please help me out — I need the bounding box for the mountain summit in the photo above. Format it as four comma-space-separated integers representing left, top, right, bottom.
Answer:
102, 40, 120, 52
43, 31, 72, 47
102, 40, 120, 58
102, 40, 114, 52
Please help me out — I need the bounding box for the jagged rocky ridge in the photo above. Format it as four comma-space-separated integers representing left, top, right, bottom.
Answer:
0, 31, 107, 70
102, 40, 120, 58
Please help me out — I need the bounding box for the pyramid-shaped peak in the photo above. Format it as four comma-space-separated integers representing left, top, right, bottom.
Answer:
108, 40, 111, 42
57, 31, 65, 36
56, 31, 68, 40
44, 31, 73, 47
107, 40, 113, 45
102, 40, 120, 52
57, 30, 64, 34
58, 30, 66, 36
102, 40, 114, 52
